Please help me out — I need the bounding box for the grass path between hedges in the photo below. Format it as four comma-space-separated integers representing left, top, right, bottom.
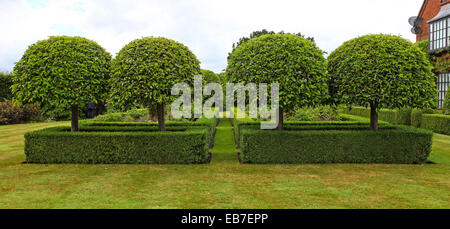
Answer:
0, 119, 449, 208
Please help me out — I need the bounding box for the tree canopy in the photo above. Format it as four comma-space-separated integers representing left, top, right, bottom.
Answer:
228, 29, 315, 59
328, 34, 437, 130
12, 36, 111, 131
110, 37, 201, 131
226, 33, 328, 130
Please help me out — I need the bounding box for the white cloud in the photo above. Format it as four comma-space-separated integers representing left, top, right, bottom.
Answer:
0, 0, 424, 73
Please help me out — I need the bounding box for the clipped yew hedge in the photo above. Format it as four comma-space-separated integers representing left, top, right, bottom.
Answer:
341, 107, 411, 125
232, 115, 389, 148
25, 118, 217, 164
420, 114, 450, 135
235, 120, 432, 164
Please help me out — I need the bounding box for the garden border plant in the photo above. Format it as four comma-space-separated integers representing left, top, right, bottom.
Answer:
25, 118, 218, 164
342, 106, 450, 135
233, 119, 432, 164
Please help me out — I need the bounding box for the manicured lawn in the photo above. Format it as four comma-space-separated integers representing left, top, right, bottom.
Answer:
0, 120, 449, 209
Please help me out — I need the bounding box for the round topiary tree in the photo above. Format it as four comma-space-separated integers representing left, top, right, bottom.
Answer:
328, 34, 437, 130
226, 33, 328, 130
12, 36, 111, 131
110, 37, 200, 131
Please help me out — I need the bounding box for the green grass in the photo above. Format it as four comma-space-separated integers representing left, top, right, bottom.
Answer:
0, 119, 449, 209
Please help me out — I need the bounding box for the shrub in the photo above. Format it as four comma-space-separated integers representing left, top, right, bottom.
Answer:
92, 109, 149, 122
411, 108, 423, 128
342, 107, 414, 126
396, 108, 412, 125
13, 36, 111, 131
341, 107, 396, 123
239, 124, 432, 164
328, 34, 437, 130
0, 72, 13, 100
0, 100, 23, 124
25, 119, 217, 164
410, 108, 438, 128
287, 106, 343, 121
0, 100, 39, 124
91, 113, 133, 122
226, 33, 328, 130
232, 118, 390, 148
22, 104, 39, 122
420, 114, 450, 135
25, 127, 209, 164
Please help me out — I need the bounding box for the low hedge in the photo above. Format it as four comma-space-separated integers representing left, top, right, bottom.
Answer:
232, 116, 389, 148
341, 107, 398, 123
239, 125, 432, 164
342, 107, 450, 135
341, 107, 412, 125
420, 114, 450, 135
25, 118, 217, 164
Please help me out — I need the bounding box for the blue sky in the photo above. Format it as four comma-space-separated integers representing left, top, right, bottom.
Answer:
0, 0, 424, 73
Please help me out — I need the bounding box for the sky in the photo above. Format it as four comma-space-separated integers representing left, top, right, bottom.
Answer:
0, 0, 425, 73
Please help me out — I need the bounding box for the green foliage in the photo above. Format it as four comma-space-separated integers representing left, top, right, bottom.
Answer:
328, 34, 437, 110
228, 29, 315, 59
226, 33, 328, 114
411, 108, 438, 128
444, 87, 450, 115
40, 101, 82, 121
92, 109, 150, 122
12, 36, 111, 108
25, 126, 209, 164
414, 41, 437, 67
232, 118, 390, 148
416, 40, 450, 71
110, 37, 200, 110
0, 99, 39, 124
0, 100, 22, 124
395, 108, 412, 125
22, 104, 40, 122
286, 106, 342, 121
25, 119, 217, 164
341, 106, 413, 125
0, 72, 13, 100
411, 108, 423, 128
420, 114, 450, 135
238, 123, 432, 164
201, 69, 220, 84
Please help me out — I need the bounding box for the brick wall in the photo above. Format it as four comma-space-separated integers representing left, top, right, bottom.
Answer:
416, 0, 442, 42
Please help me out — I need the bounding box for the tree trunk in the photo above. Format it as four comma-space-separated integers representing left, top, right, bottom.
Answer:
276, 107, 284, 131
157, 103, 166, 131
71, 105, 79, 132
370, 104, 378, 131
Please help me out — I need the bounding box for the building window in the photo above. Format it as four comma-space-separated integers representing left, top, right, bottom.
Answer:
438, 72, 450, 108
429, 17, 449, 52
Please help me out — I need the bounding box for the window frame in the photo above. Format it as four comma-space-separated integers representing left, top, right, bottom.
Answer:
429, 16, 450, 53
437, 72, 450, 109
